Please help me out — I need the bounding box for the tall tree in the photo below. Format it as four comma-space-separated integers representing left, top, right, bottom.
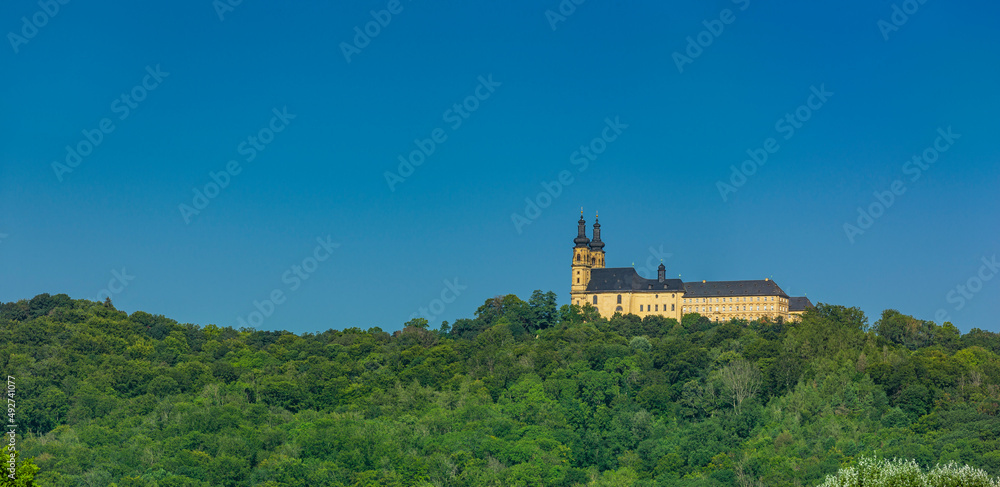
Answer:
719, 358, 761, 415
528, 290, 558, 332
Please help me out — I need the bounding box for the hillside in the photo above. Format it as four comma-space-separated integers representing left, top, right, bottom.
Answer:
1, 292, 999, 486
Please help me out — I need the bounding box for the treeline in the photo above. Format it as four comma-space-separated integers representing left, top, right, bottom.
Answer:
1, 292, 999, 486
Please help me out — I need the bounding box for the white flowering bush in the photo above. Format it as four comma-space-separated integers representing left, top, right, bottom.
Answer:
817, 456, 1000, 487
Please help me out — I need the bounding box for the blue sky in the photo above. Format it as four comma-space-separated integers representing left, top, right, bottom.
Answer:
2, 0, 998, 334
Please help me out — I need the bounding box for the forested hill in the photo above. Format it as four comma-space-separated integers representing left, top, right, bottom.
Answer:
2, 292, 1000, 486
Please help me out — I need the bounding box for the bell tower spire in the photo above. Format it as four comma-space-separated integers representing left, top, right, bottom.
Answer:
574, 208, 590, 248
589, 212, 605, 268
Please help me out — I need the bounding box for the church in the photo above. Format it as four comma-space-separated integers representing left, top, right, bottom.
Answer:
570, 213, 812, 322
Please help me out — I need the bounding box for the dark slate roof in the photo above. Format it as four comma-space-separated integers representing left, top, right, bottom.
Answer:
585, 267, 685, 292
682, 279, 789, 298
788, 296, 813, 311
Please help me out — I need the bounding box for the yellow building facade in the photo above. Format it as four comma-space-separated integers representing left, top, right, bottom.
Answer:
569, 214, 812, 322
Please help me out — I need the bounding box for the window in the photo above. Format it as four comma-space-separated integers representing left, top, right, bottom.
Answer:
655, 305, 658, 311
640, 305, 643, 312
616, 306, 623, 312
671, 304, 675, 311
577, 278, 580, 283
617, 295, 622, 304
593, 296, 598, 305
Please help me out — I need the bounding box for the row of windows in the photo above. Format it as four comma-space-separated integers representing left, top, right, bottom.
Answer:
637, 304, 675, 312
710, 315, 789, 321
684, 296, 780, 303
683, 305, 778, 312
582, 294, 685, 304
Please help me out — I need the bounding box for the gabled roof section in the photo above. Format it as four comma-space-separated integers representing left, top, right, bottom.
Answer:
788, 296, 814, 311
682, 279, 789, 298
585, 267, 685, 293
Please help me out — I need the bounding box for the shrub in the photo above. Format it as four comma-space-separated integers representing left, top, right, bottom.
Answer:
817, 456, 1000, 487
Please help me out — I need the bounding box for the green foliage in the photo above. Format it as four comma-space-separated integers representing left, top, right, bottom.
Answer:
875, 309, 958, 351
403, 317, 429, 329
528, 290, 558, 332
629, 336, 652, 353
2, 450, 41, 486
2, 293, 999, 486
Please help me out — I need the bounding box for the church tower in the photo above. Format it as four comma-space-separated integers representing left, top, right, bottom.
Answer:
590, 213, 605, 268
571, 211, 592, 295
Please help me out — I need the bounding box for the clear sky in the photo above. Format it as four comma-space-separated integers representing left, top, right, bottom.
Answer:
2, 1, 998, 334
